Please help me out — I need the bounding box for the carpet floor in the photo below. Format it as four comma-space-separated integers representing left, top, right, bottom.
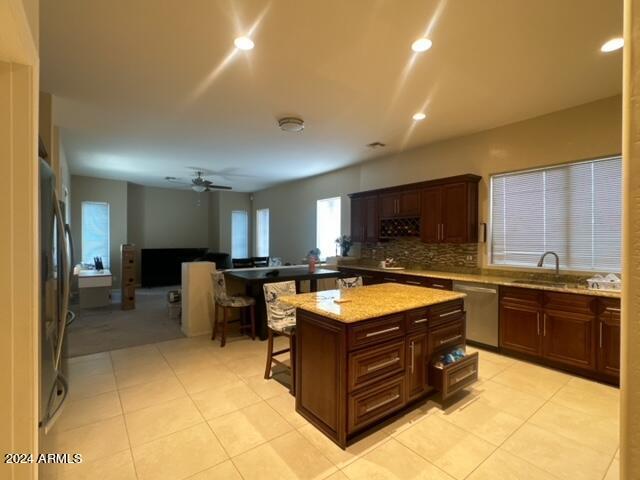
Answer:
65, 286, 186, 358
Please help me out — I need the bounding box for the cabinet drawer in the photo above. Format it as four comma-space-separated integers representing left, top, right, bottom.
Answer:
544, 291, 596, 315
348, 340, 405, 391
425, 278, 453, 290
430, 352, 478, 400
401, 276, 430, 287
348, 374, 405, 434
407, 308, 429, 331
348, 314, 405, 350
500, 286, 541, 307
122, 267, 136, 286
429, 316, 465, 352
430, 299, 464, 327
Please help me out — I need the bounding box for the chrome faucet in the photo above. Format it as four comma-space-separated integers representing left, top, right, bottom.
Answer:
537, 251, 560, 275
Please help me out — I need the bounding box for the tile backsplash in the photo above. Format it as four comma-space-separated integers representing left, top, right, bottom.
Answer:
358, 238, 479, 272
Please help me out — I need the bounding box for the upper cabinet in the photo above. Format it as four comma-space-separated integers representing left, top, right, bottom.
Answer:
349, 174, 480, 244
421, 179, 480, 244
351, 194, 378, 243
379, 190, 421, 218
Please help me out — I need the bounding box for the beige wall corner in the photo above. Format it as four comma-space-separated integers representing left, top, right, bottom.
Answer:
621, 0, 640, 478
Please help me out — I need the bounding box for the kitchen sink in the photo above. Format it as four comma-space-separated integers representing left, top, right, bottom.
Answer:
510, 279, 568, 288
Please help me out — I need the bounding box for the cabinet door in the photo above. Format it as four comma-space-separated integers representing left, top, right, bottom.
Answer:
379, 194, 398, 218
406, 332, 429, 401
441, 182, 469, 243
499, 302, 541, 356
364, 195, 379, 242
598, 302, 620, 377
542, 310, 596, 371
420, 186, 442, 243
350, 197, 365, 243
399, 190, 421, 216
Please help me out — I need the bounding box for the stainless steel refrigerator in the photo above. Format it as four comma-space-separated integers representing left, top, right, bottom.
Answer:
39, 158, 74, 439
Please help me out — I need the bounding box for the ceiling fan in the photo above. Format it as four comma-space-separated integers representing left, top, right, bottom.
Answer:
165, 171, 232, 192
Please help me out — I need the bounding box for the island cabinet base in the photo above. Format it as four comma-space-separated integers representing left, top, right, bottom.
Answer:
295, 298, 471, 449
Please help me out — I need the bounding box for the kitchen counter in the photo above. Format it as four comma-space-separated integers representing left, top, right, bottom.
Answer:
338, 264, 621, 298
280, 283, 466, 323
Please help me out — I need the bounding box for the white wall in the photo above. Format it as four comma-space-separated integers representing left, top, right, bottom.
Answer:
207, 191, 253, 256
253, 95, 622, 266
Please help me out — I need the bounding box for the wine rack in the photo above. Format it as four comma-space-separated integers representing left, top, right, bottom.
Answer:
379, 217, 421, 238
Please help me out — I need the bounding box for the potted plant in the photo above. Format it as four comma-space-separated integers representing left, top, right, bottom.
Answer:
335, 235, 353, 257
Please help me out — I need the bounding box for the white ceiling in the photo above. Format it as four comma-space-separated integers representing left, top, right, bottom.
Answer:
41, 0, 623, 192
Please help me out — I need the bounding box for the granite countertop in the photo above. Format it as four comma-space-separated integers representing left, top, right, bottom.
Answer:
339, 265, 621, 299
280, 283, 466, 323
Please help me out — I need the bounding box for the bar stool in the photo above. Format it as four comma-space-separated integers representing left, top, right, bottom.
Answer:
263, 281, 297, 394
211, 271, 256, 347
336, 276, 363, 289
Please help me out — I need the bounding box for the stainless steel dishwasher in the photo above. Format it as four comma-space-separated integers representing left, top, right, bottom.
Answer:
453, 281, 499, 348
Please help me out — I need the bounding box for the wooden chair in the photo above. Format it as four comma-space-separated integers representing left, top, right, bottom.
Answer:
232, 258, 254, 268
263, 281, 297, 394
252, 256, 269, 267
336, 276, 364, 289
210, 272, 256, 347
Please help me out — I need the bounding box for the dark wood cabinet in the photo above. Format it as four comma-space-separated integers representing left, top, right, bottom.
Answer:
380, 190, 420, 218
598, 298, 621, 378
350, 195, 378, 243
420, 179, 479, 244
296, 297, 471, 448
499, 286, 619, 384
406, 332, 428, 401
349, 174, 479, 244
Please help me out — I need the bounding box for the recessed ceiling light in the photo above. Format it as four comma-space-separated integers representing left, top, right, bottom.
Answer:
234, 36, 255, 50
411, 38, 433, 53
600, 37, 624, 53
412, 112, 426, 121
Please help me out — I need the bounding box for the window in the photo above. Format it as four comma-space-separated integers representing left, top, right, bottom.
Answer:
316, 197, 341, 261
490, 156, 621, 271
255, 208, 269, 257
81, 201, 110, 267
231, 210, 249, 258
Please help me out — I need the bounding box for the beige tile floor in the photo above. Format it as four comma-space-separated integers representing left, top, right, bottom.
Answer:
42, 335, 620, 480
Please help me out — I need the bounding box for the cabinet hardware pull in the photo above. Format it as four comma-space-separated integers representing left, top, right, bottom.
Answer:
365, 393, 400, 412
537, 313, 540, 336
383, 277, 398, 282
441, 224, 445, 240
606, 307, 621, 313
366, 356, 400, 372
543, 314, 547, 336
439, 334, 463, 345
413, 318, 428, 324
365, 326, 400, 337
439, 309, 462, 317
406, 280, 422, 285
599, 322, 603, 349
452, 369, 477, 385
432, 284, 447, 289
410, 341, 415, 374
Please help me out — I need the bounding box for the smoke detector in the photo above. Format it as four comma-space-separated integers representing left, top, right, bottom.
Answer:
278, 117, 304, 133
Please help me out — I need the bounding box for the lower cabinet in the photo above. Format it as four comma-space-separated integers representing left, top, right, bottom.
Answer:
598, 299, 621, 377
405, 332, 428, 401
499, 286, 619, 383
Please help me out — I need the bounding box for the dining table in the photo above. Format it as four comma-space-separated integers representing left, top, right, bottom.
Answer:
224, 267, 343, 340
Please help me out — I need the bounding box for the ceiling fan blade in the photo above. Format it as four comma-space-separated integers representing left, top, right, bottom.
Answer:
206, 184, 232, 190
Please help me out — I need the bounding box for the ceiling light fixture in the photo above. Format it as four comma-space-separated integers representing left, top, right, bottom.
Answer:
192, 185, 207, 193
234, 36, 255, 50
412, 112, 426, 121
600, 37, 624, 53
411, 38, 433, 53
278, 117, 305, 132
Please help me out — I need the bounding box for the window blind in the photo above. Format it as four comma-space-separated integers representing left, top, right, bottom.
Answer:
231, 210, 249, 258
81, 201, 110, 267
316, 197, 341, 261
255, 208, 269, 257
490, 156, 621, 271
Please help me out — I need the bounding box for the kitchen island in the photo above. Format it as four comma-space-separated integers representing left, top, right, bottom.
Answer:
281, 283, 476, 448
